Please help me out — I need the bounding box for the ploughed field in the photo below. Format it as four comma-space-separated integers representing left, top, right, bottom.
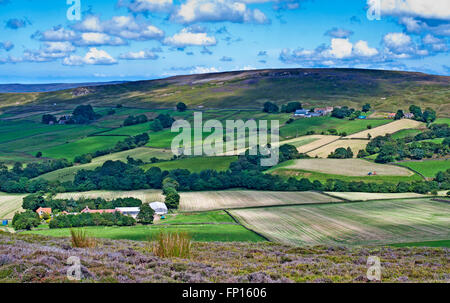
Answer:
230, 199, 450, 247
279, 159, 414, 176
179, 190, 342, 211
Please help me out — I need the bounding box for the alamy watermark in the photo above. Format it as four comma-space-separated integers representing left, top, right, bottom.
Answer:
367, 0, 381, 21
67, 0, 81, 21
170, 112, 280, 167
66, 256, 81, 281
367, 256, 382, 281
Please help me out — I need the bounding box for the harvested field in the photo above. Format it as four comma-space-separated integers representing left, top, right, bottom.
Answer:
179, 190, 341, 211
283, 159, 414, 176
296, 135, 340, 153
56, 190, 164, 203
307, 139, 368, 158
324, 192, 427, 201
345, 119, 424, 139
0, 193, 26, 219
230, 199, 450, 247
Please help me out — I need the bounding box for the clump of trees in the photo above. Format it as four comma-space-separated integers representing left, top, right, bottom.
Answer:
176, 102, 187, 112
281, 102, 302, 113
263, 102, 279, 113
328, 147, 354, 159
137, 203, 154, 224
409, 105, 436, 123
12, 210, 40, 230
331, 106, 355, 119
42, 105, 101, 125
123, 114, 148, 126
49, 212, 136, 229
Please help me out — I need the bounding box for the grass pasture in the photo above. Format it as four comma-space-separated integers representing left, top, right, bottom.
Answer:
23, 223, 265, 242
230, 199, 450, 247
55, 190, 164, 203
143, 156, 237, 173
0, 193, 26, 220
38, 147, 173, 182
396, 159, 450, 178
345, 119, 425, 139
179, 190, 341, 212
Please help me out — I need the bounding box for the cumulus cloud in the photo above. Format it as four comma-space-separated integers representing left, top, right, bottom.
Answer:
22, 42, 76, 62
63, 48, 117, 66
170, 0, 270, 24
0, 41, 14, 51
36, 27, 78, 42
76, 32, 126, 46
191, 66, 219, 74
72, 15, 164, 41
422, 34, 448, 52
126, 0, 174, 13
369, 0, 450, 21
279, 38, 380, 66
119, 50, 159, 60
5, 18, 30, 30
164, 28, 216, 46
324, 27, 354, 38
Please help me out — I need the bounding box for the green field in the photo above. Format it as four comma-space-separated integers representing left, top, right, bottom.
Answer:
24, 209, 265, 242
390, 129, 422, 140
279, 116, 389, 138
433, 118, 450, 125
390, 239, 450, 248
142, 156, 237, 173
230, 199, 450, 246
397, 160, 450, 178
38, 147, 173, 182
39, 135, 127, 161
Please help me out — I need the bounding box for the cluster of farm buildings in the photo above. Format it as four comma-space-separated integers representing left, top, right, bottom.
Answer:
293, 106, 414, 119
35, 202, 168, 219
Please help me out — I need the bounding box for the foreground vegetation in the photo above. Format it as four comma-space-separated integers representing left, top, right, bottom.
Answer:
0, 232, 448, 282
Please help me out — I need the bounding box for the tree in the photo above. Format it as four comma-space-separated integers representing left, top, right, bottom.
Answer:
362, 103, 371, 113
150, 119, 163, 132
156, 114, 175, 128
42, 114, 57, 124
35, 152, 42, 158
22, 192, 46, 211
176, 102, 187, 112
394, 109, 404, 120
328, 147, 352, 159
422, 108, 436, 123
165, 192, 180, 209
72, 104, 100, 124
282, 102, 302, 113
137, 203, 154, 224
409, 105, 422, 121
263, 102, 279, 113
12, 210, 40, 230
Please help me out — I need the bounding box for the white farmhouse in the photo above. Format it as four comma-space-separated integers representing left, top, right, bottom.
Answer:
149, 202, 168, 215
115, 207, 140, 219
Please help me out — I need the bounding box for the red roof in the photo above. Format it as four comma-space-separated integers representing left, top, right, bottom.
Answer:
36, 207, 52, 214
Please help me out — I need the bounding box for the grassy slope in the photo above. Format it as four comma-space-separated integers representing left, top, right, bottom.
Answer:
396, 159, 450, 178
142, 156, 237, 173
24, 210, 264, 242
1, 69, 448, 114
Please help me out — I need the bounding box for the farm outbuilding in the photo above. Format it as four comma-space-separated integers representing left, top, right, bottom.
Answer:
115, 207, 140, 218
149, 202, 168, 215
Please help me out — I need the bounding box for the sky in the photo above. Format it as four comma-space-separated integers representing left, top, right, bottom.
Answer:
0, 0, 448, 83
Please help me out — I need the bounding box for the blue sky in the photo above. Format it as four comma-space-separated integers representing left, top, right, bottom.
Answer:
0, 0, 448, 83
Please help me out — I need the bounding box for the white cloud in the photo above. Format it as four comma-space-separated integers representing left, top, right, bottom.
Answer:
38, 27, 77, 41
119, 50, 159, 60
354, 40, 379, 57
190, 66, 219, 74
369, 0, 450, 21
76, 32, 126, 46
63, 48, 117, 66
164, 28, 216, 46
171, 0, 270, 24
324, 27, 354, 38
22, 42, 75, 62
326, 38, 353, 59
72, 15, 103, 32
44, 42, 75, 53
127, 0, 173, 13
383, 32, 412, 49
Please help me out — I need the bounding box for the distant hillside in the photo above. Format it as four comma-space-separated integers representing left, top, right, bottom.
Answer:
0, 68, 449, 115
0, 81, 127, 93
